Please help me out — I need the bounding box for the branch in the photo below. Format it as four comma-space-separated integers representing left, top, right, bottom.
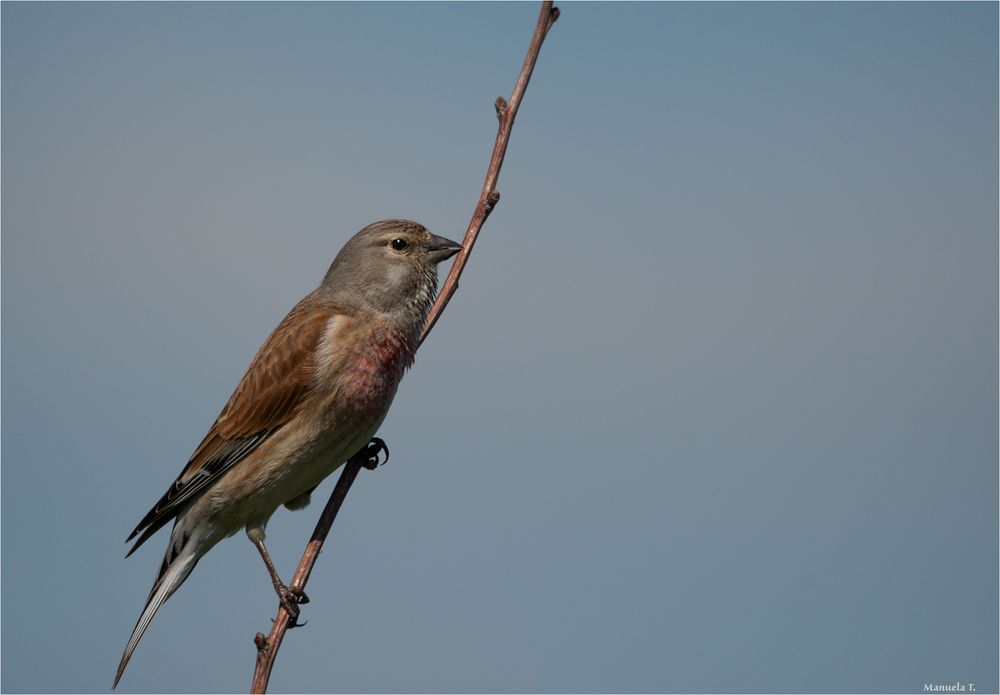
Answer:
249, 3, 559, 692
420, 1, 560, 344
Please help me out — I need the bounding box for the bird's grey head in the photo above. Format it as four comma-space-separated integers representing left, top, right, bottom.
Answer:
321, 219, 462, 319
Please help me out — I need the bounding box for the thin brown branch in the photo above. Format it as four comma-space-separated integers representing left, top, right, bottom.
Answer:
249, 3, 558, 692
421, 2, 559, 344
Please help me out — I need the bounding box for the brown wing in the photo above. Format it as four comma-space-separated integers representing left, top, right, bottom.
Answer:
126, 294, 336, 553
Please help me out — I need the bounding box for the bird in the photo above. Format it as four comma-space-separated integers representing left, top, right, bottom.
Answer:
114, 219, 462, 688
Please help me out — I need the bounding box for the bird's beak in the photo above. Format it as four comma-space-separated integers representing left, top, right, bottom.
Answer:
427, 234, 463, 264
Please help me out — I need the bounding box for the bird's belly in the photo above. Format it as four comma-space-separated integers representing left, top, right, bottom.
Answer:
275, 414, 385, 499
214, 392, 395, 534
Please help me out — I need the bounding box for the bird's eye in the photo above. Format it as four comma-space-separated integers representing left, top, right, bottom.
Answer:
390, 238, 408, 251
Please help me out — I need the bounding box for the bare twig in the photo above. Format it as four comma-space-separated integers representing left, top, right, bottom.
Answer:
420, 1, 560, 344
249, 3, 558, 692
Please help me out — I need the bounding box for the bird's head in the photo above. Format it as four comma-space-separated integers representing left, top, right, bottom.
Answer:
321, 219, 462, 320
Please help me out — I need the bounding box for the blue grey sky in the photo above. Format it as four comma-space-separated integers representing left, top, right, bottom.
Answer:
2, 2, 997, 693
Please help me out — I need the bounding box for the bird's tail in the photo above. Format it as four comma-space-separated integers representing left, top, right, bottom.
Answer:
114, 526, 201, 689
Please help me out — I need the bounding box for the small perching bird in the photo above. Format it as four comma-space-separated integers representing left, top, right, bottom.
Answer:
115, 220, 461, 688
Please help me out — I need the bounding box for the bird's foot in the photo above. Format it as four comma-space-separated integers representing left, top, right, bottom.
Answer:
277, 584, 310, 628
357, 437, 389, 470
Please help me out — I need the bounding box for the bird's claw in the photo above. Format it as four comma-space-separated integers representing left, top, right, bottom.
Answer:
277, 585, 309, 628
358, 437, 389, 470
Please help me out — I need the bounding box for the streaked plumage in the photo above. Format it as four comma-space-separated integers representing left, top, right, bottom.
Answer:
115, 220, 460, 688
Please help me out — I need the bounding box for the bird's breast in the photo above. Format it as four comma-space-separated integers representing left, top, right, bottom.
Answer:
349, 330, 414, 415
315, 315, 417, 422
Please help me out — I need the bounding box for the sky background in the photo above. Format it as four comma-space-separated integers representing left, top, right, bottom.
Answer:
2, 2, 997, 693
